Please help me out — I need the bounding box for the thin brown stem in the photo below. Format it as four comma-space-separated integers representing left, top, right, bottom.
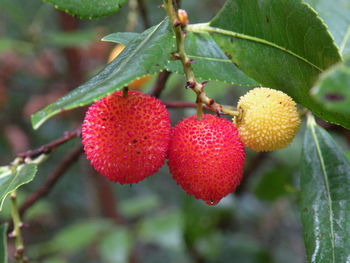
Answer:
18, 128, 81, 160
149, 71, 171, 98
163, 0, 224, 116
19, 145, 84, 217
91, 170, 125, 225
165, 101, 234, 115
136, 0, 151, 29
196, 102, 203, 120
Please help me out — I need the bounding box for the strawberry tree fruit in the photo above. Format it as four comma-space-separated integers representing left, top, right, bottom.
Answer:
82, 91, 171, 184
234, 87, 300, 152
167, 114, 245, 205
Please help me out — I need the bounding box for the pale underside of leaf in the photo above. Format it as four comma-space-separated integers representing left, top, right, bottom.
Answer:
0, 163, 38, 210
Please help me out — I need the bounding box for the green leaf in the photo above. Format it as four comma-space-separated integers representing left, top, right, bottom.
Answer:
98, 227, 132, 263
300, 116, 350, 263
31, 19, 175, 129
0, 163, 38, 211
32, 220, 113, 255
311, 54, 350, 115
0, 224, 8, 263
305, 0, 350, 55
137, 210, 184, 250
120, 194, 160, 218
166, 32, 259, 85
42, 0, 127, 19
103, 31, 258, 85
188, 0, 350, 128
101, 32, 140, 45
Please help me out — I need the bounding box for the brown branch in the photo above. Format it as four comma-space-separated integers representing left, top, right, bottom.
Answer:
149, 71, 171, 98
165, 101, 206, 110
90, 170, 125, 224
163, 1, 229, 117
235, 152, 268, 195
18, 128, 81, 159
165, 101, 233, 116
136, 0, 151, 29
19, 145, 84, 217
58, 11, 83, 89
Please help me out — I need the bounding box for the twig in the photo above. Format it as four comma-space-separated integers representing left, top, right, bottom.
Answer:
235, 152, 268, 195
58, 11, 83, 89
163, 0, 237, 118
18, 128, 81, 160
149, 71, 171, 98
91, 170, 125, 225
9, 191, 28, 263
165, 101, 235, 116
19, 145, 84, 217
137, 0, 151, 29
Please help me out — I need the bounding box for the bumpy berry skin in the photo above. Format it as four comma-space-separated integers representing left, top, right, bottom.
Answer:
167, 114, 245, 205
82, 91, 171, 184
108, 45, 151, 90
235, 87, 300, 152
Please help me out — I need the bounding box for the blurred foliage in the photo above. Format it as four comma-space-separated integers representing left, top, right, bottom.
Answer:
0, 0, 349, 263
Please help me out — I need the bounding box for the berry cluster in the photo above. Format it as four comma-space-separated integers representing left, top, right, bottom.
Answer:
82, 88, 300, 205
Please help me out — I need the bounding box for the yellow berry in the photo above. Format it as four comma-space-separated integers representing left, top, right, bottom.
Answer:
107, 45, 151, 90
234, 87, 300, 152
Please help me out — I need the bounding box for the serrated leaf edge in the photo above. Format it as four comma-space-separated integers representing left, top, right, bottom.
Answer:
42, 0, 124, 19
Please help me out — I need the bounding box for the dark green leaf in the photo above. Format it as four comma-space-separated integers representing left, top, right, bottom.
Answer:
32, 19, 175, 129
305, 0, 350, 55
101, 32, 140, 45
166, 32, 259, 85
300, 116, 350, 263
42, 0, 127, 18
311, 54, 350, 115
0, 224, 8, 263
189, 0, 349, 128
0, 163, 38, 210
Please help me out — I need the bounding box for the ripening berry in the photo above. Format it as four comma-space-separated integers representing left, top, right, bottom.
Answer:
234, 87, 300, 152
108, 45, 151, 90
82, 91, 171, 184
167, 114, 245, 205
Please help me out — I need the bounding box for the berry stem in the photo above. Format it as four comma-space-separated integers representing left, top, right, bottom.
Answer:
122, 87, 129, 98
163, 0, 223, 115
221, 108, 239, 117
196, 102, 203, 120
10, 191, 27, 263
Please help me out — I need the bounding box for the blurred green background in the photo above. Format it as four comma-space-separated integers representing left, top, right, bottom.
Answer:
1, 0, 349, 262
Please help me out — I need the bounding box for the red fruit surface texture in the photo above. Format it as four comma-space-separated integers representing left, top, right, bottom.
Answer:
167, 114, 245, 205
82, 91, 171, 184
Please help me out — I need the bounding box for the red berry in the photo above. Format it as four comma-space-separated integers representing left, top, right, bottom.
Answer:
167, 114, 245, 205
82, 91, 171, 184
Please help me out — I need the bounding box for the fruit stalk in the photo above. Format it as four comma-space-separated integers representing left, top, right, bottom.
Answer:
10, 191, 27, 263
163, 0, 228, 116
